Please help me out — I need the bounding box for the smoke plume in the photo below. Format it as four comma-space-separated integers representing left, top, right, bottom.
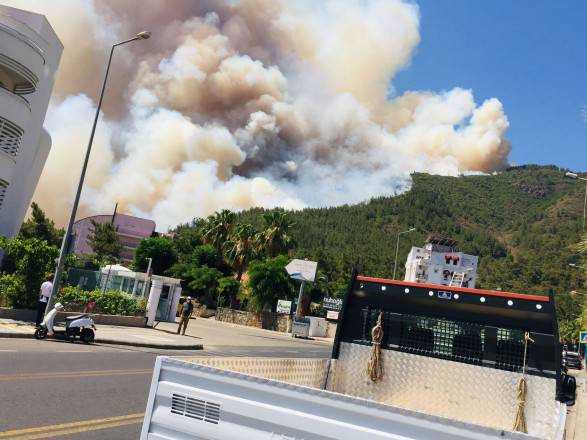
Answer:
6, 0, 511, 230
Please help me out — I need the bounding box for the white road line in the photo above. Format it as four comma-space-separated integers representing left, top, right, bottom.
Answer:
53, 350, 94, 353
0, 350, 17, 352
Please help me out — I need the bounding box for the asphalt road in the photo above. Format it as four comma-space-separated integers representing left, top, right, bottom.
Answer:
0, 338, 331, 439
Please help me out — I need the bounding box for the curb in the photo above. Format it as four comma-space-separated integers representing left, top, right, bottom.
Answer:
0, 332, 33, 339
0, 332, 203, 350
97, 338, 203, 350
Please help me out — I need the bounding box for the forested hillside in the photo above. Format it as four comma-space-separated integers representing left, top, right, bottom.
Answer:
239, 165, 586, 297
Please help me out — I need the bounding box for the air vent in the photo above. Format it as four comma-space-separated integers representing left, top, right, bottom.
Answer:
0, 180, 8, 210
171, 393, 221, 424
0, 117, 23, 158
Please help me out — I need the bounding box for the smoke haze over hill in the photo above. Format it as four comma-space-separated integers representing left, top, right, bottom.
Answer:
6, 0, 511, 229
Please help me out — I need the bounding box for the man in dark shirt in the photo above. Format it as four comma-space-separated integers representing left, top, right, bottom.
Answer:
177, 297, 194, 335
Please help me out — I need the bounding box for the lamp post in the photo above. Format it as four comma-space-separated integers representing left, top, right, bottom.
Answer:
565, 172, 587, 230
393, 227, 416, 280
46, 31, 151, 315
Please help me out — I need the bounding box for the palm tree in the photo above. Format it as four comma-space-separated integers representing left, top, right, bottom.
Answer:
202, 210, 236, 254
225, 223, 257, 281
257, 211, 295, 258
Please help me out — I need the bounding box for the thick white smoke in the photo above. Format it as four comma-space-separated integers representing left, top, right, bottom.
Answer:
7, 0, 510, 230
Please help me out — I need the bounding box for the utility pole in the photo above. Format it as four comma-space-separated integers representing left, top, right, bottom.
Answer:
295, 280, 306, 318
45, 32, 151, 315
393, 227, 416, 280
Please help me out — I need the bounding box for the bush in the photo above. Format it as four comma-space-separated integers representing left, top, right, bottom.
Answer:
0, 274, 26, 308
57, 287, 147, 316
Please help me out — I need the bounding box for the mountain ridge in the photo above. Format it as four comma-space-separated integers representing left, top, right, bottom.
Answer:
238, 165, 586, 297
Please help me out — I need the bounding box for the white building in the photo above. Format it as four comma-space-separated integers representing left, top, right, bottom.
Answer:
0, 6, 62, 237
99, 265, 183, 325
404, 236, 479, 288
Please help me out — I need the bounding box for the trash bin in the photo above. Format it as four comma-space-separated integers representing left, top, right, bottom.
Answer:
292, 317, 310, 338
308, 317, 327, 337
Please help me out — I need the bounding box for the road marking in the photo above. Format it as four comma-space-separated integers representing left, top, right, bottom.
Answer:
0, 413, 144, 439
0, 350, 17, 352
0, 369, 152, 382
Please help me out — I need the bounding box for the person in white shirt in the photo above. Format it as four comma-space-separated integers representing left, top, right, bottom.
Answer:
36, 274, 53, 326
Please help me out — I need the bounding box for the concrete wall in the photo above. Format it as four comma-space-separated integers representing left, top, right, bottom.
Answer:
216, 308, 291, 332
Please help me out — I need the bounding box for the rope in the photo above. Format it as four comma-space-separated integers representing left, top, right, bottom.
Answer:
367, 312, 384, 382
513, 331, 534, 433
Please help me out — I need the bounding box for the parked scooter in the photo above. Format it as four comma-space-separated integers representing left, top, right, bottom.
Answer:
34, 302, 96, 344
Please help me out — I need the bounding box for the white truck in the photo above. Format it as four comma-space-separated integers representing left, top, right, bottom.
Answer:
140, 273, 577, 440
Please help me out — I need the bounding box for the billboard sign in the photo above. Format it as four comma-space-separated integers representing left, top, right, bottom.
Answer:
285, 259, 318, 282
323, 297, 343, 312
276, 300, 292, 315
326, 310, 339, 320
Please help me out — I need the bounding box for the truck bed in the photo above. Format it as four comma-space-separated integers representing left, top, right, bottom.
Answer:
140, 356, 565, 440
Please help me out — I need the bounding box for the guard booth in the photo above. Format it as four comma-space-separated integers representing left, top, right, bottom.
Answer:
331, 273, 574, 439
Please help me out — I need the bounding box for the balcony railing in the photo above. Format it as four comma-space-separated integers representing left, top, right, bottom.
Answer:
0, 115, 24, 158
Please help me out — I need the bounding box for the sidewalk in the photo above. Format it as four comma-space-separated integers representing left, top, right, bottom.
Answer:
154, 317, 334, 347
0, 318, 202, 350
565, 369, 587, 440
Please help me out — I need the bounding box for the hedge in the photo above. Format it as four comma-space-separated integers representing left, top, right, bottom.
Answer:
57, 287, 147, 316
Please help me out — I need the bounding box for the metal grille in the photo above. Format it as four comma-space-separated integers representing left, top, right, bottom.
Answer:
171, 393, 220, 424
360, 308, 534, 372
0, 180, 8, 210
0, 116, 23, 158
496, 328, 527, 372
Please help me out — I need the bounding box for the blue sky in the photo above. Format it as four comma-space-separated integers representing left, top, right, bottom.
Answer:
393, 0, 587, 172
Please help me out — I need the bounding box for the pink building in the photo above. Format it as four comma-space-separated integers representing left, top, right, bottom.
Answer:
72, 213, 156, 263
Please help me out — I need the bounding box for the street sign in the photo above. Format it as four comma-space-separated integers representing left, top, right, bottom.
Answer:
285, 259, 318, 282
276, 300, 292, 314
326, 310, 339, 320
323, 297, 343, 312
580, 331, 587, 344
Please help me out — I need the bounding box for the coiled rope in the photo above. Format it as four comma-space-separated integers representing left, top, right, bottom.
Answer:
513, 331, 534, 433
367, 312, 384, 382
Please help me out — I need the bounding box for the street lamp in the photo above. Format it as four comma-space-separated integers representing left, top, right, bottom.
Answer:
565, 171, 587, 230
46, 31, 151, 315
393, 227, 416, 280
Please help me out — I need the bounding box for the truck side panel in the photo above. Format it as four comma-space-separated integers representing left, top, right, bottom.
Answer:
141, 357, 551, 440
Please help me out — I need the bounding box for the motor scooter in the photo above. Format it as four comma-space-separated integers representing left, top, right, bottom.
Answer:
34, 302, 96, 344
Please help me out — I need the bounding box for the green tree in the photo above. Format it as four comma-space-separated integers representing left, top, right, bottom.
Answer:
225, 223, 257, 281
0, 236, 59, 308
256, 211, 295, 258
217, 276, 241, 308
202, 210, 236, 254
19, 202, 63, 246
557, 292, 584, 342
187, 266, 223, 307
87, 220, 122, 262
247, 255, 294, 311
134, 236, 177, 275
0, 274, 26, 308
171, 223, 203, 256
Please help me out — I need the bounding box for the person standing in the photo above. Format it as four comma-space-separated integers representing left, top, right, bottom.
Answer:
36, 273, 53, 326
177, 297, 194, 335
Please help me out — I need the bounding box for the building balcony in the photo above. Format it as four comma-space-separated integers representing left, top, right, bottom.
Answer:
0, 15, 45, 94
